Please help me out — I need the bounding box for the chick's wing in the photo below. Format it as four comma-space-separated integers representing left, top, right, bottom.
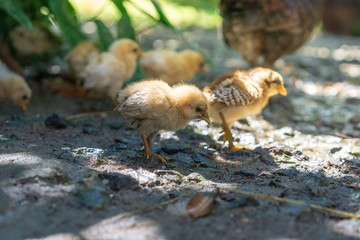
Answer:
116, 83, 172, 120
205, 71, 262, 106
83, 53, 126, 89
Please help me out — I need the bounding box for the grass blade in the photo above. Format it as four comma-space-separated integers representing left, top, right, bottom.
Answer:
0, 0, 32, 31
49, 0, 86, 47
94, 19, 115, 50
111, 0, 135, 40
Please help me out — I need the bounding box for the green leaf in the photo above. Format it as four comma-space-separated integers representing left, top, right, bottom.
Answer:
94, 20, 114, 50
0, 0, 33, 31
150, 0, 173, 28
48, 0, 86, 47
111, 0, 135, 40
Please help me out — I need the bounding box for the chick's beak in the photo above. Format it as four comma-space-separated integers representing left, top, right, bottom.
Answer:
278, 85, 287, 96
137, 50, 144, 57
200, 66, 207, 72
20, 101, 27, 111
199, 112, 211, 125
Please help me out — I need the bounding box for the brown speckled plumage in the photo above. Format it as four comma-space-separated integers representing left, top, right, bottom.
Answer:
220, 0, 322, 66
203, 67, 287, 150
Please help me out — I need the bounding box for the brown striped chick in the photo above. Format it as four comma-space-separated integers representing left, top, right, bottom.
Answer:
140, 49, 207, 85
203, 67, 287, 151
0, 61, 32, 110
65, 41, 101, 85
114, 79, 210, 163
83, 39, 143, 100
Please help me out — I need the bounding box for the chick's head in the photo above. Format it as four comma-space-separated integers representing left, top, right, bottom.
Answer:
251, 67, 287, 97
172, 84, 210, 124
11, 76, 32, 110
109, 39, 143, 60
182, 50, 207, 72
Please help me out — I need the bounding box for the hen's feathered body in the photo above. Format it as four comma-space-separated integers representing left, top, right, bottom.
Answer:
220, 0, 322, 66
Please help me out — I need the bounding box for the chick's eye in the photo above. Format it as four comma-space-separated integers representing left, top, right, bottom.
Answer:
22, 95, 28, 100
195, 106, 202, 113
274, 79, 281, 84
132, 48, 138, 52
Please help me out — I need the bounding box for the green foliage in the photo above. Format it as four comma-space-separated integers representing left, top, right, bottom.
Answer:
48, 0, 86, 47
94, 20, 115, 50
1, 0, 214, 71
112, 0, 136, 40
0, 0, 33, 31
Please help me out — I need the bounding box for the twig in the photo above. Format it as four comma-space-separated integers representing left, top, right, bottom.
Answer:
108, 192, 190, 223
66, 111, 119, 121
335, 132, 358, 140
221, 187, 360, 219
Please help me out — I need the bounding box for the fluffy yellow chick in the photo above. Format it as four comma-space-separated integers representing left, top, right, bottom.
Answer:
140, 49, 207, 85
0, 61, 32, 110
65, 41, 101, 84
114, 79, 210, 163
83, 39, 143, 100
203, 67, 287, 150
9, 24, 59, 56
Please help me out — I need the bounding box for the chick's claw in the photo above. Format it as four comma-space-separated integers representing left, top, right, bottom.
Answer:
147, 152, 169, 164
229, 145, 250, 151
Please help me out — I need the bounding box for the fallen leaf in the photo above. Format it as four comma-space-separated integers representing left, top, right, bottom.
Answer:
186, 189, 219, 219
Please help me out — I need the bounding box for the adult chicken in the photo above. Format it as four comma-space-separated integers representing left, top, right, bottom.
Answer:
220, 0, 322, 66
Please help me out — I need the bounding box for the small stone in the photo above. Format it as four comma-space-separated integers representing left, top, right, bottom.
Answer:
184, 173, 206, 182
45, 113, 67, 129
161, 144, 192, 155
83, 127, 98, 135
269, 179, 286, 188
274, 168, 299, 177
75, 188, 110, 209
98, 173, 138, 191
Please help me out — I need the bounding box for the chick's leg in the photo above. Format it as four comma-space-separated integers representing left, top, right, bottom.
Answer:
141, 135, 168, 163
219, 112, 249, 151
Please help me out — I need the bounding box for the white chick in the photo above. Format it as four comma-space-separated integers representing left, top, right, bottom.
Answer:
82, 39, 143, 100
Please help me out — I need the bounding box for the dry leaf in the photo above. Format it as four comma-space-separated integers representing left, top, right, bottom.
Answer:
186, 189, 219, 219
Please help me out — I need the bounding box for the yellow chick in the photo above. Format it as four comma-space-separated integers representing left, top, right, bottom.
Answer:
140, 49, 207, 85
83, 39, 143, 100
9, 24, 59, 56
0, 61, 32, 110
114, 79, 210, 163
65, 41, 101, 85
203, 67, 287, 150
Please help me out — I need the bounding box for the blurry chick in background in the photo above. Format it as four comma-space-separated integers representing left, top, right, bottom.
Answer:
0, 61, 32, 110
82, 39, 143, 100
9, 24, 59, 57
65, 41, 101, 86
219, 0, 322, 66
140, 49, 207, 85
114, 79, 210, 163
203, 67, 287, 150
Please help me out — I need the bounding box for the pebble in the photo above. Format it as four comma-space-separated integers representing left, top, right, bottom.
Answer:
45, 113, 67, 129
98, 173, 138, 191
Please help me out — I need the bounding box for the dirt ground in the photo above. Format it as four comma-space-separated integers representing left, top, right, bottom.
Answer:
1, 28, 360, 240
